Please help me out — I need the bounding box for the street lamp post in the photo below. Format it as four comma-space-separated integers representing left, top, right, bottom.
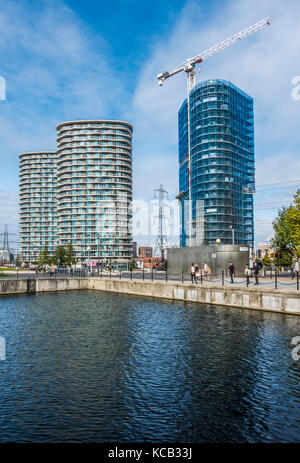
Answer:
87, 246, 91, 274
229, 225, 235, 245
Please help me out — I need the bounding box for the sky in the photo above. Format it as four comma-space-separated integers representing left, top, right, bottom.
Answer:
0, 0, 299, 249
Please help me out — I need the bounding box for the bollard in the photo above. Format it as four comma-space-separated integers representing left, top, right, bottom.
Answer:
222, 270, 224, 286
166, 268, 168, 282
275, 270, 278, 289
246, 275, 249, 287
181, 269, 183, 284
297, 271, 299, 291
200, 270, 203, 284
130, 268, 132, 280
17, 268, 18, 279
120, 270, 121, 280
101, 267, 102, 279
110, 268, 111, 279
143, 268, 144, 281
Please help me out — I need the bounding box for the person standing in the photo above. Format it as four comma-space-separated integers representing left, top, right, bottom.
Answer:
190, 263, 197, 284
203, 261, 209, 280
194, 263, 199, 282
244, 264, 251, 285
228, 261, 235, 283
253, 262, 259, 285
292, 261, 299, 279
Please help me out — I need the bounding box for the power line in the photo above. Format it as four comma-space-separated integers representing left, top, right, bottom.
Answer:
256, 179, 300, 187
256, 184, 300, 193
254, 206, 282, 211
255, 199, 291, 205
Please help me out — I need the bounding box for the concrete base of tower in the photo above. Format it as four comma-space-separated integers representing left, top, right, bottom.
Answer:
167, 244, 250, 276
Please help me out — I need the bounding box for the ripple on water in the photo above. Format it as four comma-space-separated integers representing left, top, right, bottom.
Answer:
0, 290, 299, 442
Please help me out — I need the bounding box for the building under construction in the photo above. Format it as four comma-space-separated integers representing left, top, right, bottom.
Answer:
178, 79, 255, 248
157, 17, 269, 250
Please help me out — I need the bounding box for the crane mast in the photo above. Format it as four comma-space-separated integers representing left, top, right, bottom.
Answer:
157, 17, 270, 247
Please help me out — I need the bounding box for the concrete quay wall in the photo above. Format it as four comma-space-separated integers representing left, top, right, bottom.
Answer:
88, 278, 300, 315
0, 278, 88, 295
0, 277, 300, 315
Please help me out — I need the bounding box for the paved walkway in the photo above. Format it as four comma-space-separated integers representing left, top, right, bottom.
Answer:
1, 270, 298, 291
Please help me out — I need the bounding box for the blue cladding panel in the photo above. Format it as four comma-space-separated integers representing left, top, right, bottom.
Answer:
178, 79, 254, 248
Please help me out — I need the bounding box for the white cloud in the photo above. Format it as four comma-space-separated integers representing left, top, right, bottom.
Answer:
0, 0, 129, 139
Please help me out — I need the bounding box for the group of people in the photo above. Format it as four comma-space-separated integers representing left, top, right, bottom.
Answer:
244, 261, 261, 285
228, 261, 260, 285
190, 260, 262, 285
190, 262, 211, 283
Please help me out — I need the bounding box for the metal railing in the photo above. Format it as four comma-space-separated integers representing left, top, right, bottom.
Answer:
2, 268, 299, 290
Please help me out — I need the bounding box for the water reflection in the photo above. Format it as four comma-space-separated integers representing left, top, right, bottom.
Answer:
0, 291, 299, 442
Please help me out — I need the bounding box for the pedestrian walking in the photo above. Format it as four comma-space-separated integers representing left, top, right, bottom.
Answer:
253, 262, 259, 285
228, 261, 235, 283
190, 263, 197, 284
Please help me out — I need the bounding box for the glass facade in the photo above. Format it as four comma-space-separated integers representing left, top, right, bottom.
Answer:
56, 120, 133, 263
178, 79, 254, 248
19, 152, 57, 263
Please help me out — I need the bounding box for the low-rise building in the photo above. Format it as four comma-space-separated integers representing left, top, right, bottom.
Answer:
138, 246, 153, 258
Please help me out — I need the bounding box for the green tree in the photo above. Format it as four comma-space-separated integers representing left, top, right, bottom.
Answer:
274, 250, 293, 269
38, 247, 51, 267
271, 207, 292, 249
53, 246, 67, 267
129, 260, 137, 270
262, 253, 272, 267
271, 189, 300, 267
65, 242, 76, 267
286, 190, 300, 264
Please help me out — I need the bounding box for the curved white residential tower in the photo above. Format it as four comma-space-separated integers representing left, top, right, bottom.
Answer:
56, 120, 133, 264
19, 152, 57, 264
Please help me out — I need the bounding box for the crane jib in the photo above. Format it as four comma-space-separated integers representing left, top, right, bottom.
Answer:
157, 16, 270, 84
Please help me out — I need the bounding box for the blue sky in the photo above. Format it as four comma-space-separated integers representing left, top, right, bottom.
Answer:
0, 0, 299, 247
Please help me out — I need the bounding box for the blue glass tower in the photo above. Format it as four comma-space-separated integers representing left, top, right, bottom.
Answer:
178, 79, 254, 248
